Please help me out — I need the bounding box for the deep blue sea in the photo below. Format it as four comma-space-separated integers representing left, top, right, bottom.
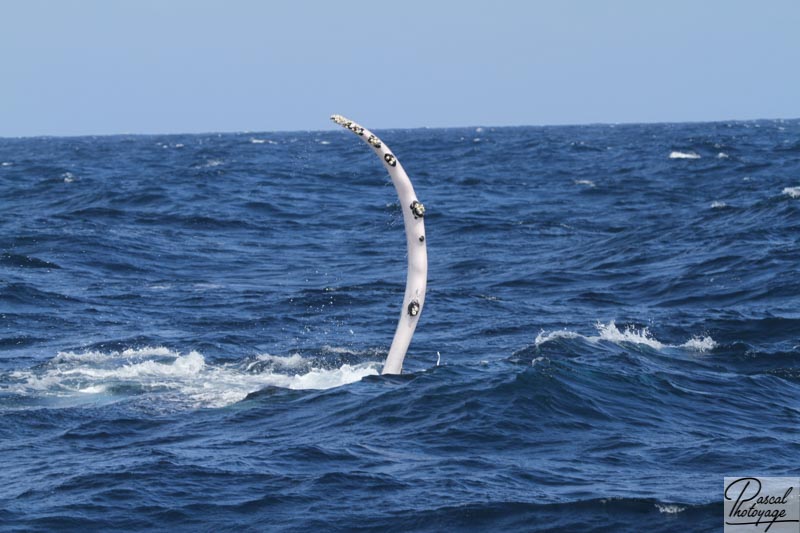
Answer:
1, 119, 799, 532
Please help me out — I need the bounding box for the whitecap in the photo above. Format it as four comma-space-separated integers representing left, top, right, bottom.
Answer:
3, 346, 380, 409
574, 179, 596, 187
53, 345, 177, 363
319, 140, 331, 145
247, 353, 306, 370
656, 504, 686, 514
62, 172, 76, 183
593, 321, 664, 349
1, 162, 12, 166
533, 321, 717, 353
782, 186, 800, 198
716, 152, 729, 159
669, 151, 701, 160
534, 329, 581, 347
681, 336, 717, 352
710, 201, 727, 209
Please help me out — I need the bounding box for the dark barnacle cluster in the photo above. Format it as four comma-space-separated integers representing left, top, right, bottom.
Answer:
407, 300, 420, 317
367, 135, 382, 148
349, 124, 364, 136
330, 114, 347, 125
384, 153, 397, 167
410, 200, 425, 218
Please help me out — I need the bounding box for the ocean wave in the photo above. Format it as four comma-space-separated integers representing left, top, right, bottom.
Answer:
3, 346, 381, 409
669, 151, 701, 159
368, 499, 716, 531
0, 253, 61, 269
534, 321, 717, 352
680, 336, 718, 351
782, 186, 800, 198
656, 503, 687, 514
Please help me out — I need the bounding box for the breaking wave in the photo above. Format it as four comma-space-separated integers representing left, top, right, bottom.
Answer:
2, 346, 381, 409
534, 321, 717, 352
782, 186, 800, 198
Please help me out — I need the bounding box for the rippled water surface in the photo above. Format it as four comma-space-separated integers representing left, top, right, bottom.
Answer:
1, 120, 799, 531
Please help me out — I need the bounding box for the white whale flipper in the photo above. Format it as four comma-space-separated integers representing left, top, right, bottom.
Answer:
331, 114, 427, 375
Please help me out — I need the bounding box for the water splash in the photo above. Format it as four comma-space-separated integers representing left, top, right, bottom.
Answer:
534, 322, 717, 353
3, 347, 381, 409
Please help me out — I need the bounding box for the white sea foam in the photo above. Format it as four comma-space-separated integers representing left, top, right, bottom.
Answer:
319, 140, 331, 145
534, 321, 716, 353
681, 336, 718, 352
594, 321, 664, 349
247, 353, 307, 370
574, 179, 596, 187
53, 345, 177, 363
62, 172, 76, 183
250, 138, 277, 144
534, 329, 581, 347
1, 162, 12, 166
321, 345, 360, 355
716, 152, 729, 159
782, 186, 800, 198
5, 347, 380, 409
656, 504, 686, 514
669, 151, 701, 160
710, 201, 727, 209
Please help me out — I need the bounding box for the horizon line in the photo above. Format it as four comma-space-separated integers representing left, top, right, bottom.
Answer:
1, 115, 798, 141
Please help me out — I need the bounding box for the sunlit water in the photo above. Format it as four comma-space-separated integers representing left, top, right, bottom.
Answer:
2, 120, 799, 531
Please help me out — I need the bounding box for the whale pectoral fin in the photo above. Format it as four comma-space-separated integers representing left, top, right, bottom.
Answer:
330, 115, 428, 375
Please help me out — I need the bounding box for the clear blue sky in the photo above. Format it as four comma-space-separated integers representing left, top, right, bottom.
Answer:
1, 0, 798, 137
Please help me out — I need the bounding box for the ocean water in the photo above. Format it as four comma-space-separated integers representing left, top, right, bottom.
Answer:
1, 119, 799, 532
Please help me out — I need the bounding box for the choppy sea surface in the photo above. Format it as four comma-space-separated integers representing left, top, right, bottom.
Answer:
1, 120, 799, 531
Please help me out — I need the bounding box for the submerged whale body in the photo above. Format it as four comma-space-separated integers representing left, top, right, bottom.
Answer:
331, 115, 428, 375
